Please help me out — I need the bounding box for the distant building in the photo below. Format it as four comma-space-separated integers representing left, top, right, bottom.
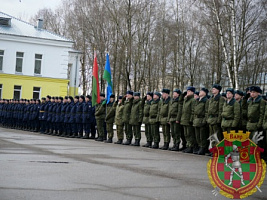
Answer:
0, 12, 81, 100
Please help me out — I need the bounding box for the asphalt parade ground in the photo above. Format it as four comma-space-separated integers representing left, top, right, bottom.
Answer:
0, 127, 266, 200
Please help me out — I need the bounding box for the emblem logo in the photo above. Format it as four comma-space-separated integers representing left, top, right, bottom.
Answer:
207, 131, 266, 199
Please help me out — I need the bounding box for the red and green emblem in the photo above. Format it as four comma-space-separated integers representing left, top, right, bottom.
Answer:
207, 131, 266, 199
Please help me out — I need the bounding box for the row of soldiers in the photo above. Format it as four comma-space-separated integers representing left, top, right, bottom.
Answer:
93, 84, 267, 160
0, 84, 266, 160
0, 96, 96, 138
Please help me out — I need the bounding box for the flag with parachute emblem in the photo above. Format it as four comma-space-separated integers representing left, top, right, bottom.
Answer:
103, 53, 113, 104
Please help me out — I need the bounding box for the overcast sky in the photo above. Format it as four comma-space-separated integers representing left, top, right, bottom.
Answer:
0, 0, 62, 22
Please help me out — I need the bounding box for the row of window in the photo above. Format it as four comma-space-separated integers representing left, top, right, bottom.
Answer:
0, 84, 41, 100
0, 50, 42, 74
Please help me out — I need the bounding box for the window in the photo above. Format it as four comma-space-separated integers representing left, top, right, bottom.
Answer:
34, 54, 42, 74
0, 50, 4, 71
33, 87, 41, 99
16, 52, 24, 73
13, 85, 21, 100
67, 64, 72, 80
0, 84, 2, 99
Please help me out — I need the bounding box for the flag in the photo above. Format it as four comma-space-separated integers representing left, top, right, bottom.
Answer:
92, 52, 100, 107
103, 53, 113, 104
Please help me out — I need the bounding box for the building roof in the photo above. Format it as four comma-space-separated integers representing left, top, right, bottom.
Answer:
0, 12, 73, 43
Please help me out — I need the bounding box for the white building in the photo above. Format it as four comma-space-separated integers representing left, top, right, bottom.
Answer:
0, 12, 81, 99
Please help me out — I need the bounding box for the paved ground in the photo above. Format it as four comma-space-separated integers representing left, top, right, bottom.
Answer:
0, 127, 266, 200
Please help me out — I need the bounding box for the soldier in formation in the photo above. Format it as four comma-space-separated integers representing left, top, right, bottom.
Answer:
0, 85, 266, 161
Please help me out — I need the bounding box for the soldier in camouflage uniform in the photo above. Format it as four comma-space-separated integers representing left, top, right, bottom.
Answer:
149, 92, 161, 149
240, 88, 251, 133
193, 88, 209, 155
142, 92, 153, 147
246, 86, 265, 142
114, 96, 124, 144
95, 93, 106, 141
168, 89, 183, 151
122, 91, 134, 145
221, 88, 240, 133
129, 92, 144, 146
207, 84, 225, 144
159, 89, 171, 150
105, 94, 116, 143
181, 86, 196, 153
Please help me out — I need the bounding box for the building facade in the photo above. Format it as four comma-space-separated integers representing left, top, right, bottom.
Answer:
0, 12, 81, 99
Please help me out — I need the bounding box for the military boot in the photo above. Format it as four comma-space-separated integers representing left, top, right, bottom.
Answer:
142, 141, 152, 148
95, 136, 104, 142
76, 133, 83, 138
114, 139, 123, 144
132, 139, 140, 146
152, 142, 159, 149
104, 138, 113, 143
193, 146, 200, 154
198, 147, 206, 155
170, 144, 179, 151
88, 135, 95, 139
82, 133, 89, 139
123, 139, 132, 145
160, 142, 169, 150
183, 147, 193, 153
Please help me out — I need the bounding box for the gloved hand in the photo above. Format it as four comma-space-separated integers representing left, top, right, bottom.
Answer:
143, 96, 147, 100
244, 93, 250, 100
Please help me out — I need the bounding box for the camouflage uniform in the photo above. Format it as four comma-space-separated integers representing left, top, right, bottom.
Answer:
149, 94, 161, 148
159, 95, 171, 150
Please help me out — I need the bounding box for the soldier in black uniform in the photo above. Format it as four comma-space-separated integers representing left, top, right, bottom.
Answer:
39, 97, 46, 133
65, 96, 74, 137
76, 95, 85, 138
82, 95, 94, 139
69, 96, 79, 138
60, 96, 68, 137
55, 97, 63, 136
